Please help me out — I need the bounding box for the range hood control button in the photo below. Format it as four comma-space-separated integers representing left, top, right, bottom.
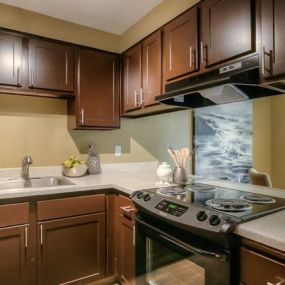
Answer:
197, 211, 208, 222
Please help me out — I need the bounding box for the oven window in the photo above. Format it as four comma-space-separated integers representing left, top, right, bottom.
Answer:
146, 237, 205, 285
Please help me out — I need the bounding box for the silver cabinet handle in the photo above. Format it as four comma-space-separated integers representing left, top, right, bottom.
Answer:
200, 41, 204, 64
189, 46, 193, 68
120, 205, 136, 220
134, 90, 138, 107
120, 205, 134, 213
267, 277, 285, 285
80, 109, 85, 125
17, 67, 21, 87
262, 46, 273, 76
24, 226, 28, 248
40, 224, 43, 246
30, 69, 34, 87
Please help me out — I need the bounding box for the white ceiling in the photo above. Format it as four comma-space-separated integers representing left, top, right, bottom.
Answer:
0, 0, 163, 35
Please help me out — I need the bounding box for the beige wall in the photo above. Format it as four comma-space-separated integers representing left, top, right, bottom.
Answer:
270, 95, 285, 189
253, 95, 285, 189
0, 1, 196, 168
252, 97, 272, 177
0, 94, 191, 168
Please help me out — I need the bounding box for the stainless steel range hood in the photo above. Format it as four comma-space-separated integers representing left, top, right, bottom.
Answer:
155, 55, 285, 108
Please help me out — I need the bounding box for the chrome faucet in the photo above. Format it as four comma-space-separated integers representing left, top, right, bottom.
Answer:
21, 155, 33, 179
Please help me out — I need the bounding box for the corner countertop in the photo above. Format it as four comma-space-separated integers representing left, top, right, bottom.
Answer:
0, 162, 284, 252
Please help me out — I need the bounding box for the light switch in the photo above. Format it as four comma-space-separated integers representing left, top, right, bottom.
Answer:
115, 145, 122, 156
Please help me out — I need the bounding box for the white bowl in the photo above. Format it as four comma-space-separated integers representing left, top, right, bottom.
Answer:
62, 164, 88, 177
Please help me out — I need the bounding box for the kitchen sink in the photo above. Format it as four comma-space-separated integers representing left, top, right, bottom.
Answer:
0, 176, 75, 190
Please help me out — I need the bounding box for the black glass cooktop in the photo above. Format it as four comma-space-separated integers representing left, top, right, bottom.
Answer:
152, 183, 285, 220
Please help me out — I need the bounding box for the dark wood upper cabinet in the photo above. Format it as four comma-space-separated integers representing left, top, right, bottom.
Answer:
142, 30, 162, 107
37, 213, 106, 285
0, 225, 29, 285
163, 7, 198, 82
200, 0, 254, 67
76, 48, 120, 128
29, 39, 74, 92
123, 31, 162, 112
123, 43, 142, 112
0, 32, 22, 87
261, 0, 285, 78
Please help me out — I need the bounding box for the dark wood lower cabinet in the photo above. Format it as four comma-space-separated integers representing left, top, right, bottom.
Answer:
118, 215, 135, 285
37, 213, 106, 285
116, 195, 136, 285
0, 225, 29, 285
240, 242, 285, 285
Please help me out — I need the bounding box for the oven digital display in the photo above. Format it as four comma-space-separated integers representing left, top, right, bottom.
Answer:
155, 200, 188, 217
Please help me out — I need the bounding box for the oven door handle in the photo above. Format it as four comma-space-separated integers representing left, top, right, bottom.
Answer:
159, 234, 225, 260
136, 216, 227, 260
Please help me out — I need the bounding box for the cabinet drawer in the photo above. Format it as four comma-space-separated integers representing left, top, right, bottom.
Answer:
37, 194, 105, 221
117, 195, 136, 221
240, 247, 285, 285
0, 202, 29, 227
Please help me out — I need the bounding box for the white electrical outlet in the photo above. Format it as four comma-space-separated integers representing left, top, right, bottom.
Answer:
115, 145, 122, 156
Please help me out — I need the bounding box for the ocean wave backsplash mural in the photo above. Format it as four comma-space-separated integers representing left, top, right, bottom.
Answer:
194, 100, 253, 184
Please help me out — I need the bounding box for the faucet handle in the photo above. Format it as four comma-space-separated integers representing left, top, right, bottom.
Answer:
22, 155, 33, 165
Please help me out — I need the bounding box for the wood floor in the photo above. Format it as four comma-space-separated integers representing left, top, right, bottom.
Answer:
86, 276, 119, 285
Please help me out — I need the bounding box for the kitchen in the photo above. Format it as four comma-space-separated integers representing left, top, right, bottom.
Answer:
0, 1, 285, 285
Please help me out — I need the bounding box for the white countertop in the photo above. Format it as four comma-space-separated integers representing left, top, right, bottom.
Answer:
0, 162, 284, 252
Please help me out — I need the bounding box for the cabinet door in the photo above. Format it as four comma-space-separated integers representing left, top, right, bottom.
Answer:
240, 247, 285, 285
37, 213, 106, 285
123, 44, 142, 112
77, 48, 120, 128
29, 39, 74, 92
0, 225, 29, 285
117, 195, 136, 285
118, 215, 135, 285
200, 0, 253, 67
142, 30, 162, 107
163, 7, 198, 82
261, 0, 285, 78
0, 32, 22, 87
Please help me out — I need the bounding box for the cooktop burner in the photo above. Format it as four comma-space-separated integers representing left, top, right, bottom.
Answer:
241, 194, 276, 204
185, 183, 217, 192
159, 186, 186, 195
206, 198, 253, 212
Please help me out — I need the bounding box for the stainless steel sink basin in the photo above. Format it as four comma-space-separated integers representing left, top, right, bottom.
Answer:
0, 176, 75, 190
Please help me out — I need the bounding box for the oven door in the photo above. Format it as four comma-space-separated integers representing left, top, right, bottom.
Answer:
135, 214, 233, 285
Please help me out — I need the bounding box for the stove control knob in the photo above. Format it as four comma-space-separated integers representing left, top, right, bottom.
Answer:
136, 191, 144, 199
197, 211, 208, 222
209, 215, 221, 226
143, 194, 151, 201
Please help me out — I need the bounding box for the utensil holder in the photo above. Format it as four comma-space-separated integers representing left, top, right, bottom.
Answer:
173, 167, 188, 185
